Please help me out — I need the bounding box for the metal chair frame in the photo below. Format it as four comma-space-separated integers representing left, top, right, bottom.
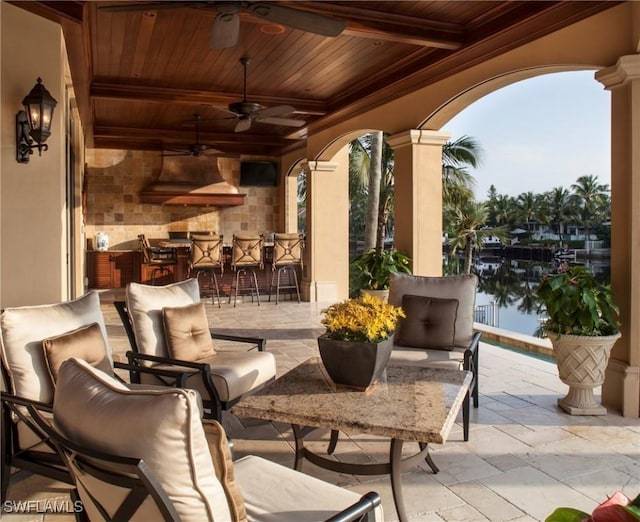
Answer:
138, 234, 177, 286
1, 351, 193, 503
229, 235, 264, 307
22, 397, 179, 522
114, 301, 268, 422
189, 234, 224, 307
20, 395, 381, 522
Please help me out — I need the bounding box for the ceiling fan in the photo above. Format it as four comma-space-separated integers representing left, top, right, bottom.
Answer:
99, 1, 345, 49
161, 113, 220, 157
215, 57, 305, 133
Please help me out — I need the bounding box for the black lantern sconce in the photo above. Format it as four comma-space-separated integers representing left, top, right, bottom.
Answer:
16, 78, 58, 164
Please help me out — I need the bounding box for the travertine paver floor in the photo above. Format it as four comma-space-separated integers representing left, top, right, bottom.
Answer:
3, 292, 639, 521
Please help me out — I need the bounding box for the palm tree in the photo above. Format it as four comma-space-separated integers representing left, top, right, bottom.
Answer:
349, 133, 395, 252
364, 131, 384, 251
571, 174, 609, 252
442, 135, 483, 203
516, 191, 537, 235
447, 199, 501, 274
544, 187, 575, 244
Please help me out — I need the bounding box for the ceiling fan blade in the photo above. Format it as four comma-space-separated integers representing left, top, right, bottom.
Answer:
210, 7, 240, 49
256, 104, 296, 118
247, 3, 345, 37
100, 2, 204, 12
257, 116, 305, 128
161, 151, 190, 156
235, 118, 252, 133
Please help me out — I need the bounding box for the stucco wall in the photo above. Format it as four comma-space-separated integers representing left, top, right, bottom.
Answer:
0, 3, 67, 307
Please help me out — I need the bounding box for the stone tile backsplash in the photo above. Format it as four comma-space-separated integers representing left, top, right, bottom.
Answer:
84, 149, 280, 249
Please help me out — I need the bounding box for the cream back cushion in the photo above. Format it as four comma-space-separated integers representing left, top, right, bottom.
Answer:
389, 273, 478, 347
0, 291, 112, 403
126, 279, 200, 358
54, 358, 231, 522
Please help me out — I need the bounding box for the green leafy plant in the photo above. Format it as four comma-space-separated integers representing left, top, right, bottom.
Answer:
321, 293, 405, 343
350, 248, 412, 291
546, 491, 640, 522
536, 265, 620, 336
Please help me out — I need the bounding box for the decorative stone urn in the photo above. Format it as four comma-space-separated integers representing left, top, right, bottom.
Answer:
545, 330, 621, 415
317, 334, 394, 391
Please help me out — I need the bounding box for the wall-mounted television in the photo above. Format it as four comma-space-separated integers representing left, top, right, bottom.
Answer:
240, 161, 278, 187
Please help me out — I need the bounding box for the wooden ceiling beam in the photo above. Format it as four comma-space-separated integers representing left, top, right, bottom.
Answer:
279, 1, 464, 49
90, 82, 328, 116
94, 125, 288, 147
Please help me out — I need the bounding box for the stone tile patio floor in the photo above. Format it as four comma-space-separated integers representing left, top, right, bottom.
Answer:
3, 294, 639, 521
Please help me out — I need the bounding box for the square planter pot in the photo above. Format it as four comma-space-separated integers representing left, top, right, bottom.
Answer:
317, 334, 394, 391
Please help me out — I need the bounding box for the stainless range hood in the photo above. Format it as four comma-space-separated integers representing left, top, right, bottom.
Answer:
139, 155, 246, 206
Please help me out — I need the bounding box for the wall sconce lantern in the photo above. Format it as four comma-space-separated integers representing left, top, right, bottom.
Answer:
16, 78, 58, 164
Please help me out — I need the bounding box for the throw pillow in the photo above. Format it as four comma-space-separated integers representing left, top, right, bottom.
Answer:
125, 279, 201, 358
42, 322, 112, 383
389, 273, 478, 347
203, 420, 248, 522
396, 294, 459, 351
162, 302, 216, 361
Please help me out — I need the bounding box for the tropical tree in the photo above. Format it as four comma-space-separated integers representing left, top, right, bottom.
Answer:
544, 186, 576, 244
571, 174, 610, 251
349, 132, 395, 253
516, 191, 538, 235
442, 135, 482, 203
446, 198, 505, 274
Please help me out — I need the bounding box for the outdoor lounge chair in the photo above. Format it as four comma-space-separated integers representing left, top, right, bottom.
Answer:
115, 278, 276, 422
0, 291, 189, 502
388, 273, 481, 442
26, 357, 383, 522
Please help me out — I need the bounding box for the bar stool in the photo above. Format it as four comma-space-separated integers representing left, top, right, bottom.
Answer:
229, 234, 264, 307
138, 234, 177, 286
189, 234, 224, 307
269, 233, 304, 304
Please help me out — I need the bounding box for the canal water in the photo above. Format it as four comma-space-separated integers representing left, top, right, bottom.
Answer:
445, 255, 611, 338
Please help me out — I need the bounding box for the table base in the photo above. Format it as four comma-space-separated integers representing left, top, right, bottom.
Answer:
292, 426, 439, 522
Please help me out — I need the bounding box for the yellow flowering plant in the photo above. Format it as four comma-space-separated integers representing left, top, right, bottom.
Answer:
320, 294, 405, 343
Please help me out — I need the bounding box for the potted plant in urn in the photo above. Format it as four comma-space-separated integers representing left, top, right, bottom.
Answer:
350, 248, 412, 301
536, 264, 621, 415
318, 293, 405, 390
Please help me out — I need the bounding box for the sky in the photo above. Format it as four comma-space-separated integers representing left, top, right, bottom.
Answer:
442, 71, 611, 200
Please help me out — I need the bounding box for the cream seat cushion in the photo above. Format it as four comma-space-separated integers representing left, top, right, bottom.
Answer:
126, 279, 201, 359
0, 291, 112, 403
149, 351, 276, 402
233, 455, 384, 522
53, 358, 232, 522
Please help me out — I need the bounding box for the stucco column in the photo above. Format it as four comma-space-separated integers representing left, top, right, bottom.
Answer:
596, 54, 640, 417
301, 153, 349, 302
387, 130, 450, 276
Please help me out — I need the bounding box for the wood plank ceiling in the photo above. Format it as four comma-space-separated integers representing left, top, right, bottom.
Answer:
12, 1, 620, 157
